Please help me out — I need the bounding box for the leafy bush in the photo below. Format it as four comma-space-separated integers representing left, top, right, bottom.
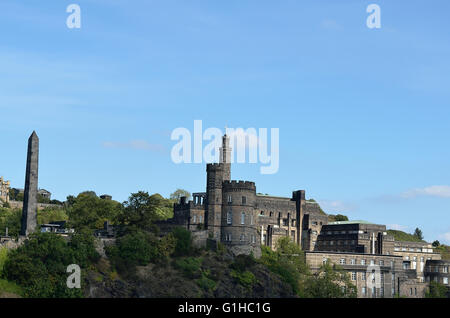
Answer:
426, 281, 448, 298
2, 232, 98, 298
172, 227, 193, 256
173, 257, 203, 279
231, 269, 256, 288
196, 273, 216, 292
230, 254, 255, 272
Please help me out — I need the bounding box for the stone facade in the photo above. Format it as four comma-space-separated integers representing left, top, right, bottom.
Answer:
424, 260, 450, 295
20, 131, 39, 236
306, 251, 404, 298
0, 176, 10, 204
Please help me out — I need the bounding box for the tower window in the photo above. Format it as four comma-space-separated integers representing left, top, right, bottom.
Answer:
227, 195, 232, 203
242, 196, 246, 204
241, 212, 245, 225
227, 210, 232, 225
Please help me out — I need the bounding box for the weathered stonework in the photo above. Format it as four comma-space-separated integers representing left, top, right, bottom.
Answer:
20, 131, 39, 236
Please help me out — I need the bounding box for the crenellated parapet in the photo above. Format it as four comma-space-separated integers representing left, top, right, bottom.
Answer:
223, 180, 256, 192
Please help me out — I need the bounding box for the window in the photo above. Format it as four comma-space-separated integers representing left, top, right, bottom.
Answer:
410, 288, 413, 296
443, 277, 449, 285
240, 234, 245, 242
372, 287, 376, 297
291, 219, 295, 226
380, 287, 384, 297
351, 272, 356, 281
361, 259, 366, 265
282, 219, 288, 226
225, 233, 232, 241
199, 216, 202, 223
330, 241, 334, 245
443, 266, 449, 273
241, 212, 245, 225
260, 211, 265, 216
340, 258, 346, 265
227, 211, 232, 225
227, 195, 232, 203
193, 215, 197, 223
350, 259, 356, 265
380, 273, 384, 282
392, 288, 395, 295
405, 256, 410, 261
312, 221, 318, 225
370, 260, 375, 266
414, 288, 417, 296
242, 196, 246, 204
379, 260, 384, 266
420, 257, 424, 262
269, 212, 273, 217
362, 272, 366, 281
251, 235, 256, 244
391, 261, 394, 268
362, 287, 367, 296
250, 214, 254, 225
392, 273, 395, 282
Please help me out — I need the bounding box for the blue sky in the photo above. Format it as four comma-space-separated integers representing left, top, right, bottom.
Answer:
0, 1, 449, 243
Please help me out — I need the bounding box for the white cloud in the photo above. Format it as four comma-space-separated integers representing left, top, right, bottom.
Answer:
320, 19, 343, 30
401, 185, 450, 199
439, 232, 450, 245
386, 224, 410, 232
317, 200, 357, 213
102, 140, 166, 153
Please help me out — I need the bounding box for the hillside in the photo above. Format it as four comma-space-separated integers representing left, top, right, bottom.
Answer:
386, 230, 425, 243
434, 245, 450, 260
85, 251, 296, 298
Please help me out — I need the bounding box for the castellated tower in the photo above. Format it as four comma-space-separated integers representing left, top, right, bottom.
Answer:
222, 181, 260, 256
205, 133, 231, 240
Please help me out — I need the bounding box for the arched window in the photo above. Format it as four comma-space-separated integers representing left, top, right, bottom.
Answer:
227, 210, 232, 225
241, 212, 245, 225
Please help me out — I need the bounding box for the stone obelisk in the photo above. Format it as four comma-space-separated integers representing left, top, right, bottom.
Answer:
20, 131, 39, 236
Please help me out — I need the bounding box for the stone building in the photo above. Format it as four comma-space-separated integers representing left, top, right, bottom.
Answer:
0, 176, 10, 204
424, 260, 450, 296
163, 134, 321, 257
161, 133, 446, 297
305, 251, 404, 298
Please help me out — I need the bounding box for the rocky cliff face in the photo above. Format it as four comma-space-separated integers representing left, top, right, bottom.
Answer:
84, 252, 296, 298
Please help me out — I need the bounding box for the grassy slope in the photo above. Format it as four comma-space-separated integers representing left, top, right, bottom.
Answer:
434, 245, 450, 260
386, 230, 425, 243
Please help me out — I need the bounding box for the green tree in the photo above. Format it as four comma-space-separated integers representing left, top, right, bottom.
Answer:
118, 191, 170, 232
67, 191, 122, 232
170, 189, 191, 202
302, 263, 356, 298
2, 232, 98, 298
413, 228, 424, 240
432, 240, 440, 247
426, 281, 448, 298
37, 207, 68, 225
172, 227, 194, 256
0, 207, 22, 238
